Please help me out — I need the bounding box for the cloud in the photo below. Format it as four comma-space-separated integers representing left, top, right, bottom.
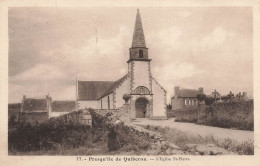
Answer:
8, 8, 253, 103
8, 26, 132, 102
147, 26, 183, 52
152, 62, 205, 99
192, 26, 236, 51
9, 64, 66, 82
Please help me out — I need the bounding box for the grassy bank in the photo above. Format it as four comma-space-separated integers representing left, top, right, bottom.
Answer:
9, 110, 152, 155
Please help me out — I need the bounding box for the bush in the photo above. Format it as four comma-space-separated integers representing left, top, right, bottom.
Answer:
174, 100, 254, 131
174, 108, 198, 123
8, 122, 92, 153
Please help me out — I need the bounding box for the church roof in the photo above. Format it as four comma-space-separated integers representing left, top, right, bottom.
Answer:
132, 9, 146, 48
51, 101, 76, 112
78, 74, 128, 100
100, 74, 128, 98
78, 81, 114, 100
177, 89, 200, 98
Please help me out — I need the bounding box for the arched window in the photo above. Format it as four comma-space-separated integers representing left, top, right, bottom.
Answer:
134, 86, 150, 94
139, 50, 143, 58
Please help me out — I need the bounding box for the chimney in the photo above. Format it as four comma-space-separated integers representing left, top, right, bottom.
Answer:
198, 87, 204, 94
175, 86, 180, 96
23, 95, 26, 100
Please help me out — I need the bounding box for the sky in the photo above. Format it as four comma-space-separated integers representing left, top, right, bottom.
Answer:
8, 7, 253, 103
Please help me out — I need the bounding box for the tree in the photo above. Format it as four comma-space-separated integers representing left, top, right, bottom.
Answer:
197, 94, 206, 104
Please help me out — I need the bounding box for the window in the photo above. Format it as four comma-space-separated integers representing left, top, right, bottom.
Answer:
185, 100, 188, 105
139, 50, 143, 58
134, 86, 150, 94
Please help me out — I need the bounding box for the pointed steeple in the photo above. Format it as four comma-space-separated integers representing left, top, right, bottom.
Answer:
128, 9, 150, 63
132, 9, 146, 48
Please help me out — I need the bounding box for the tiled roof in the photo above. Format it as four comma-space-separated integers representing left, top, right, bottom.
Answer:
177, 89, 200, 98
78, 74, 128, 100
78, 81, 114, 100
52, 101, 76, 112
100, 74, 128, 98
22, 99, 48, 112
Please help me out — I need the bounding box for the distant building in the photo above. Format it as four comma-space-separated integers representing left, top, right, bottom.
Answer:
19, 95, 52, 125
171, 87, 204, 110
18, 95, 76, 125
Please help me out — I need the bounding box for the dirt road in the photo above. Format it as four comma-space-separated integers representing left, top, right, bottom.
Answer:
132, 118, 253, 142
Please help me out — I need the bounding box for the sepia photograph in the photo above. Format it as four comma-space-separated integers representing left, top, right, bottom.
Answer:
1, 0, 260, 165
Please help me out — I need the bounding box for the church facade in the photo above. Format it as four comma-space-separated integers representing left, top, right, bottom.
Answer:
77, 9, 167, 119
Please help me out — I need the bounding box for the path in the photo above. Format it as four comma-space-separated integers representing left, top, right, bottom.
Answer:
132, 118, 253, 142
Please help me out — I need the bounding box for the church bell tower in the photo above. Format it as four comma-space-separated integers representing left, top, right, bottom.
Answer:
128, 9, 150, 61
128, 9, 152, 95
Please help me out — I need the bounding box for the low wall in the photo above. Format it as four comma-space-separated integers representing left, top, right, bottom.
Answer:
174, 100, 254, 130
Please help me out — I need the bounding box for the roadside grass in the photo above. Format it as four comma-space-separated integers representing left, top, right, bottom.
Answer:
142, 125, 254, 155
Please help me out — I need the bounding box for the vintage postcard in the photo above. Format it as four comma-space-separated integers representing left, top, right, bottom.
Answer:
0, 0, 260, 166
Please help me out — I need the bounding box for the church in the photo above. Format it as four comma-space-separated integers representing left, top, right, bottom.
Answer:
77, 9, 167, 119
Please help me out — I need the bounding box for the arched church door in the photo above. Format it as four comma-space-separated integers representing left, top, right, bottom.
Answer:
135, 97, 148, 118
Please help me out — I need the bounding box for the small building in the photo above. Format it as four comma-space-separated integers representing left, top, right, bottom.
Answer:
19, 95, 52, 125
171, 86, 204, 110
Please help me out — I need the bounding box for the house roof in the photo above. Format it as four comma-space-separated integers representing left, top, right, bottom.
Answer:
177, 89, 200, 98
52, 101, 76, 112
78, 74, 128, 100
22, 99, 48, 112
78, 81, 114, 100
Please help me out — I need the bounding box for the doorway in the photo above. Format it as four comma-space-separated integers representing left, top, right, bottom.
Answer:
135, 97, 148, 118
